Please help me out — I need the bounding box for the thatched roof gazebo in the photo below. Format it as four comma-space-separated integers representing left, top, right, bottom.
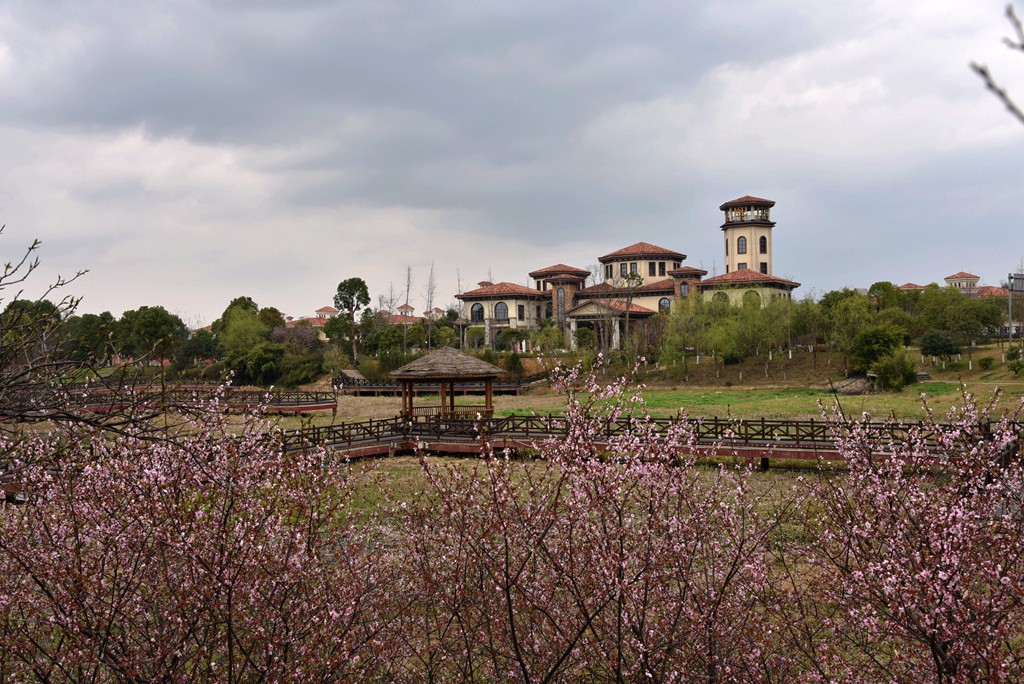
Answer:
389, 347, 506, 420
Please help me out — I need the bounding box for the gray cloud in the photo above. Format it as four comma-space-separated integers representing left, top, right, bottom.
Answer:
0, 0, 1021, 323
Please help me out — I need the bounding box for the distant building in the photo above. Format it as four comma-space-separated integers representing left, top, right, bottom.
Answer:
944, 271, 980, 295
455, 195, 799, 348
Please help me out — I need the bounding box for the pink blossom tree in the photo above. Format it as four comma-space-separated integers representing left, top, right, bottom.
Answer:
0, 407, 404, 682
395, 361, 801, 682
792, 397, 1024, 683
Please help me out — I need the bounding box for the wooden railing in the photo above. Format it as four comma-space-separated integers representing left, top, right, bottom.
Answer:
279, 412, 1024, 463
5, 386, 339, 417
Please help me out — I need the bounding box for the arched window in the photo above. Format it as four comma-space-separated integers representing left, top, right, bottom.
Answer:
470, 303, 484, 322
494, 302, 509, 321
759, 236, 768, 254
713, 291, 729, 303
742, 290, 762, 308
737, 236, 747, 254
658, 297, 671, 313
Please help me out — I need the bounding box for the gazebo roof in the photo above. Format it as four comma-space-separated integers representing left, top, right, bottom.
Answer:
389, 347, 506, 380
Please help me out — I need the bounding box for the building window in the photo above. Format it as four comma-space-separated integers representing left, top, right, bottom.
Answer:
494, 302, 509, 321
659, 262, 666, 276
470, 303, 484, 322
725, 239, 729, 256
557, 288, 565, 320
517, 304, 525, 320
680, 282, 689, 297
737, 237, 747, 254
536, 306, 541, 320
658, 297, 671, 313
760, 262, 768, 274
738, 262, 747, 270
606, 265, 613, 280
759, 236, 767, 254
630, 262, 638, 274
673, 261, 680, 269
648, 262, 656, 277
620, 263, 628, 277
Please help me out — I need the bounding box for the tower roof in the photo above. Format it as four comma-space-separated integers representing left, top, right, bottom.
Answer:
528, 263, 590, 278
719, 195, 776, 210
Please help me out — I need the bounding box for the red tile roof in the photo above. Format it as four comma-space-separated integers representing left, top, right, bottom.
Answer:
637, 278, 676, 293
698, 270, 800, 288
899, 282, 926, 290
719, 195, 775, 210
576, 279, 674, 297
599, 242, 685, 262
397, 304, 415, 311
385, 314, 423, 325
975, 285, 1009, 298
286, 317, 329, 328
315, 306, 339, 314
528, 263, 590, 278
577, 282, 616, 295
456, 282, 547, 299
944, 271, 979, 281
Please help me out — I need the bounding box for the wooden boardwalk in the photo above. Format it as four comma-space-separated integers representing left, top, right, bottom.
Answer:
281, 414, 1024, 469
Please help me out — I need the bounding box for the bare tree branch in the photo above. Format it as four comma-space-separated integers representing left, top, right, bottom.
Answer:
973, 4, 1024, 126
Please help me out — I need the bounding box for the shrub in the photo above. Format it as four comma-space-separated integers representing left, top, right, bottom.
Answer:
1009, 360, 1023, 376
503, 350, 525, 381
872, 350, 917, 391
1007, 348, 1022, 361
979, 356, 995, 371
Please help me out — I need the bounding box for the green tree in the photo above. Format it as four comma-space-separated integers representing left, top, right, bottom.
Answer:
496, 327, 526, 352
173, 329, 220, 369
823, 291, 871, 375
466, 326, 486, 349
531, 323, 564, 355
116, 306, 188, 361
60, 311, 116, 364
867, 281, 903, 312
258, 306, 286, 330
849, 325, 904, 374
218, 306, 270, 358
334, 278, 370, 361
433, 325, 456, 348
920, 329, 960, 360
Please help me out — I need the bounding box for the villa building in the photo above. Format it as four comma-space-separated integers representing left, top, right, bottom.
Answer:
455, 195, 800, 349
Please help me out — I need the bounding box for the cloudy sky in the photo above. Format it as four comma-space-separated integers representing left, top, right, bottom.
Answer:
1, 0, 1022, 326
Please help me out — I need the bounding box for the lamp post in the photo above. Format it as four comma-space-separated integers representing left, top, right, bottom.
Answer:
1010, 272, 1024, 352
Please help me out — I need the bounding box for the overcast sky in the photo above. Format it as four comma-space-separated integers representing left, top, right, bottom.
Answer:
1, 0, 1022, 326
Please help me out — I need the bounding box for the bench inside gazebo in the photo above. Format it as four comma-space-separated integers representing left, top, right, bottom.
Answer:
389, 347, 506, 420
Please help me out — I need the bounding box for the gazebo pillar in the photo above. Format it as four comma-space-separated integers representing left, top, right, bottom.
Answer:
439, 380, 447, 419
485, 379, 493, 415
